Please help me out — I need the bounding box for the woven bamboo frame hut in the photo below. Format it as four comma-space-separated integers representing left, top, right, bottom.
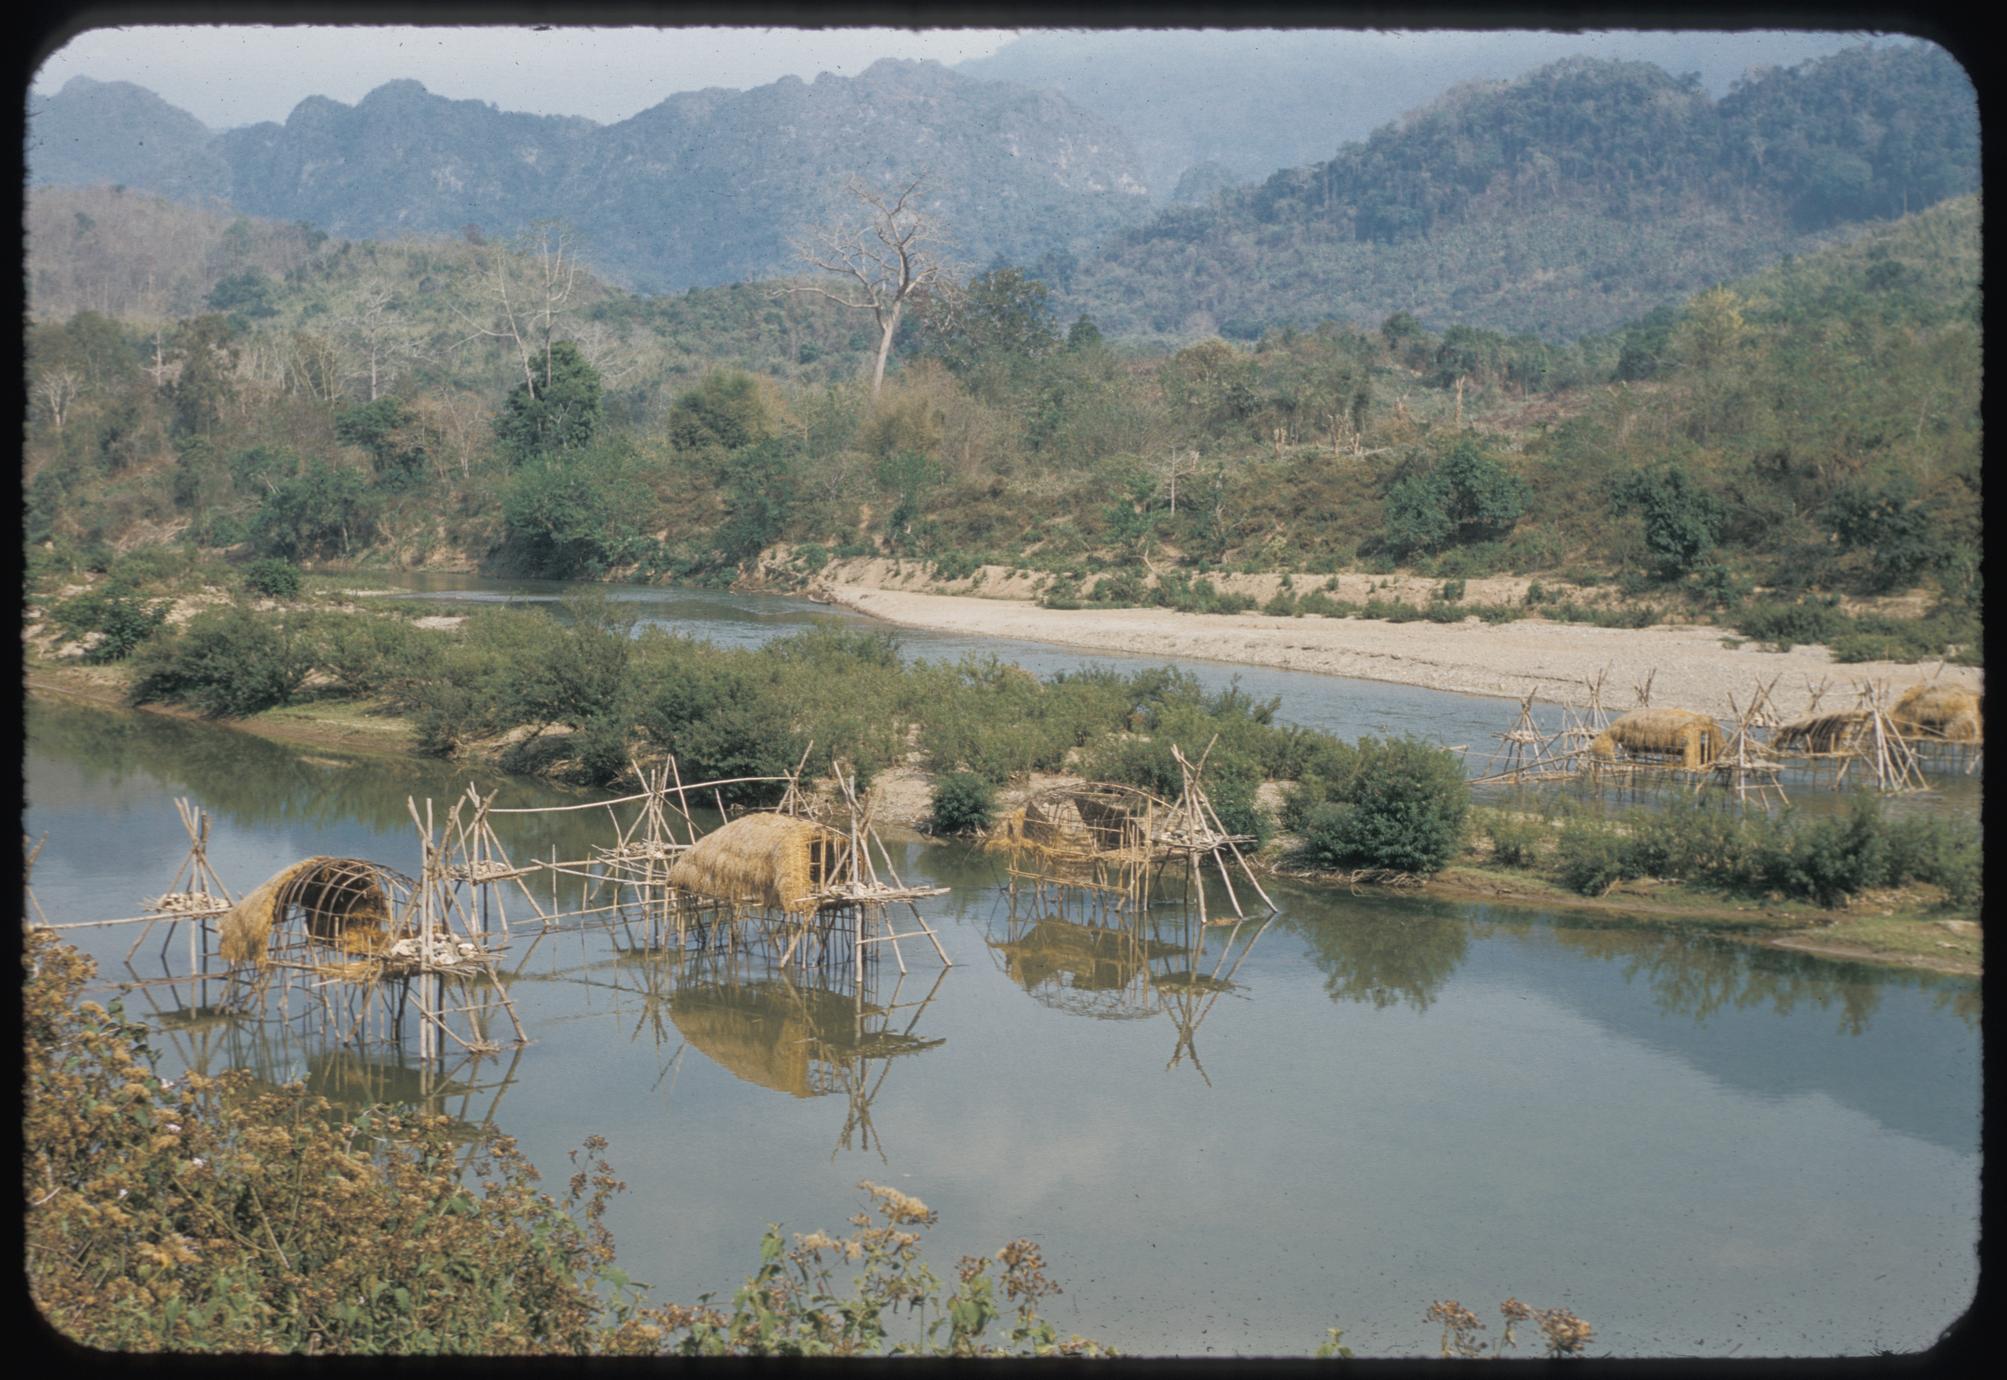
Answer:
219, 857, 416, 965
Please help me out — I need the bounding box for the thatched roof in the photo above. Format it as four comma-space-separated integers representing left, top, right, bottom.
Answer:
218, 857, 410, 965
1590, 708, 1726, 769
667, 813, 847, 917
1773, 710, 1873, 755
1892, 683, 1982, 742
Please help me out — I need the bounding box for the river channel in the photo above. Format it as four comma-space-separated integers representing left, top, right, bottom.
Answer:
22, 580, 1981, 1357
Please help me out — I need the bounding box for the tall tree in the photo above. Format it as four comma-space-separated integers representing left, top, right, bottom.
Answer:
784, 176, 950, 397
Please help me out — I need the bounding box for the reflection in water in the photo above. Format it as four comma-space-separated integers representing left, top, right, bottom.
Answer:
24, 690, 1983, 1355
515, 914, 949, 1160
1282, 902, 1474, 1014
988, 883, 1270, 1081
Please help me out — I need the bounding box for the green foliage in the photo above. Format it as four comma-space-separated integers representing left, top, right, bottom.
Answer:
336, 398, 427, 488
496, 341, 603, 463
1731, 598, 1846, 651
928, 772, 997, 835
251, 459, 379, 562
1546, 796, 1981, 911
1823, 477, 1944, 592
918, 268, 1059, 396
1615, 465, 1722, 579
51, 583, 169, 662
667, 370, 771, 458
1295, 737, 1469, 875
128, 605, 313, 717
1481, 811, 1544, 868
243, 557, 302, 599
502, 445, 646, 577
1382, 440, 1527, 558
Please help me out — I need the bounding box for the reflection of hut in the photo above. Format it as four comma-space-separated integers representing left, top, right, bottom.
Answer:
994, 917, 1178, 1001
670, 979, 944, 1099
666, 813, 847, 917
1590, 708, 1726, 769
219, 857, 413, 964
1891, 684, 1982, 742
671, 980, 822, 1097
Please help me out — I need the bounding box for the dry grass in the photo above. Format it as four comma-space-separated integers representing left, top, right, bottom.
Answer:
218, 857, 406, 964
1590, 707, 1726, 769
1892, 683, 1982, 742
667, 813, 846, 917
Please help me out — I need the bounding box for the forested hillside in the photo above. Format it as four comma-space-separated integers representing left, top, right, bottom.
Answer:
28, 60, 1153, 293
25, 164, 1981, 662
958, 28, 1872, 197
1062, 44, 1978, 341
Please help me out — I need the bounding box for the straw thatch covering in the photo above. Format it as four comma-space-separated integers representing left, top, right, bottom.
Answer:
218, 857, 409, 965
1589, 708, 1726, 769
666, 813, 846, 918
1891, 684, 1983, 742
1772, 710, 1873, 755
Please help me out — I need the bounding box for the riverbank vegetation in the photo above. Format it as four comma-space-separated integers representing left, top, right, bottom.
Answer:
1464, 795, 1981, 915
26, 928, 1596, 1356
23, 183, 1980, 664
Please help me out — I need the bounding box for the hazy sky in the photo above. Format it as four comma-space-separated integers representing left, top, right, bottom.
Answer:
32, 25, 1025, 128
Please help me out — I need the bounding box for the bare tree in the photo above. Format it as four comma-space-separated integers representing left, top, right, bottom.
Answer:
341, 279, 424, 402
34, 366, 83, 433
455, 221, 581, 394
781, 175, 950, 397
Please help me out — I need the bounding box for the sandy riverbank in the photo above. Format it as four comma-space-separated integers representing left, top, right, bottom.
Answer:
823, 583, 1981, 722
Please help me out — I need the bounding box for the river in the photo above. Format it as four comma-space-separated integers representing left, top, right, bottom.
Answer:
21, 582, 1982, 1357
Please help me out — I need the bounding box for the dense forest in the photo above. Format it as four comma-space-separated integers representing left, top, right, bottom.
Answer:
1070, 44, 1978, 340
24, 165, 1981, 662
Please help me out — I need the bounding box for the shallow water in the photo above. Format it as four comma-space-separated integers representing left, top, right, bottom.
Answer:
24, 696, 1980, 1357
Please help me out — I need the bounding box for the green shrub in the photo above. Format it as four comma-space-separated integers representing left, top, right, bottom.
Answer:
928, 772, 997, 835
1733, 598, 1847, 651
1296, 737, 1468, 875
243, 557, 302, 599
128, 606, 313, 717
1556, 821, 1637, 895
51, 585, 168, 663
1483, 812, 1544, 868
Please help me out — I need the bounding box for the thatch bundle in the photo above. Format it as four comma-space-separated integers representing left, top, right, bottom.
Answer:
667, 813, 845, 918
1891, 683, 1982, 742
218, 857, 409, 965
1772, 710, 1873, 755
1589, 708, 1726, 769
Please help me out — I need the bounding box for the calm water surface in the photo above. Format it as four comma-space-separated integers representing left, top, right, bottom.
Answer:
24, 696, 1979, 1357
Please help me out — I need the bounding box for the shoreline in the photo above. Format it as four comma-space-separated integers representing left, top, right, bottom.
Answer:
820, 581, 1982, 723
27, 672, 1978, 979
